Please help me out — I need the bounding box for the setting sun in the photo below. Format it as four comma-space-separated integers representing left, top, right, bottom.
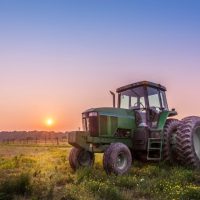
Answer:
45, 118, 54, 127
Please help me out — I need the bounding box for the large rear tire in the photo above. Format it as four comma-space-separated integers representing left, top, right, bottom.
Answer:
176, 116, 200, 168
69, 147, 94, 170
103, 143, 132, 175
162, 119, 180, 162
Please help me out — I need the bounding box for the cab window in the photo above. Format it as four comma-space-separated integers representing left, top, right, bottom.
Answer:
120, 95, 129, 109
120, 86, 146, 109
160, 90, 168, 109
147, 87, 161, 109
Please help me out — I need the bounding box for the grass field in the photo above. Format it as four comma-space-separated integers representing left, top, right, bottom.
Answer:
0, 144, 200, 200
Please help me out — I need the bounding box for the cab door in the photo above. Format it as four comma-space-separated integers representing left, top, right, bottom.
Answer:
146, 87, 162, 128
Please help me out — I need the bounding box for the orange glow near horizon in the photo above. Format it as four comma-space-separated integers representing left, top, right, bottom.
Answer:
45, 118, 54, 127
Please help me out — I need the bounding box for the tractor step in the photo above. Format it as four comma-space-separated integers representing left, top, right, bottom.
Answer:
147, 138, 162, 161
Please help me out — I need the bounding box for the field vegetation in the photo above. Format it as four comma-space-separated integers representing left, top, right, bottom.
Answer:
0, 144, 200, 200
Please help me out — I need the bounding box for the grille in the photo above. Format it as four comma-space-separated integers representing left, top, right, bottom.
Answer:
89, 116, 99, 137
110, 116, 118, 134
100, 115, 108, 135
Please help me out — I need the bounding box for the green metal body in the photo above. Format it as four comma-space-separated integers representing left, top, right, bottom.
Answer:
68, 81, 177, 159
68, 108, 175, 152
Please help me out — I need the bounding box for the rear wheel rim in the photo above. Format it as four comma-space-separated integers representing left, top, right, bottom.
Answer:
116, 152, 127, 170
78, 151, 91, 166
193, 127, 200, 159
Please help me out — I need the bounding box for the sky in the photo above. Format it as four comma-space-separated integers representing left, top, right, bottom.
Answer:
0, 0, 200, 131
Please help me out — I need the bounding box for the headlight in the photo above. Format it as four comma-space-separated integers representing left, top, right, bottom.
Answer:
89, 112, 98, 117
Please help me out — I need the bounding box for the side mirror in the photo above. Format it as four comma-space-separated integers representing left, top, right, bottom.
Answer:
109, 91, 116, 108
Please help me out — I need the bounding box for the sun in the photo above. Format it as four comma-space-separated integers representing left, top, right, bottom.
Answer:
45, 118, 54, 127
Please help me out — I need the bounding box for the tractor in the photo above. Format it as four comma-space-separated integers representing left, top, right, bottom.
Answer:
68, 81, 200, 175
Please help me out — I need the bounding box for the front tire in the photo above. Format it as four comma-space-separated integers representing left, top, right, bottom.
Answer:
103, 143, 132, 175
69, 147, 94, 170
176, 116, 200, 168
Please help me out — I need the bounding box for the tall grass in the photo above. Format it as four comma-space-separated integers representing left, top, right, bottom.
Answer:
0, 145, 200, 200
0, 173, 31, 199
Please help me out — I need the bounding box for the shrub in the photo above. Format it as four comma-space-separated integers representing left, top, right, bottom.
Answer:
114, 175, 138, 189
86, 180, 122, 200
180, 185, 200, 200
0, 173, 32, 198
76, 168, 107, 183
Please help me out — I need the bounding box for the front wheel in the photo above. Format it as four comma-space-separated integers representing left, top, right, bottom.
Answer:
103, 143, 132, 175
69, 147, 95, 170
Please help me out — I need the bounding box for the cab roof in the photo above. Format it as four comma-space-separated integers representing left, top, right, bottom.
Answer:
116, 81, 166, 93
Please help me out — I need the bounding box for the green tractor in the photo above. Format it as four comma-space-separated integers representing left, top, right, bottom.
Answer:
68, 81, 200, 175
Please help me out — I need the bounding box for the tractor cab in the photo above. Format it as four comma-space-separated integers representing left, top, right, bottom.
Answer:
117, 81, 173, 129
116, 81, 177, 160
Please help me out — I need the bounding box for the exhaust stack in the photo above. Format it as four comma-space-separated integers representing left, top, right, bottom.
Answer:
109, 91, 116, 108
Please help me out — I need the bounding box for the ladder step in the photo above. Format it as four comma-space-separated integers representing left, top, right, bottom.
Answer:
147, 157, 161, 161
148, 148, 162, 150
150, 141, 162, 144
148, 138, 162, 141
147, 138, 163, 160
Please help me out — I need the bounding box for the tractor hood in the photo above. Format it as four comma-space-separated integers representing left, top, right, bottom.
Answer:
82, 107, 136, 137
83, 107, 134, 118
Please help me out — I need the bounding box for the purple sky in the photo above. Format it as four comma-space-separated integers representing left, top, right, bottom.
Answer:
0, 0, 200, 131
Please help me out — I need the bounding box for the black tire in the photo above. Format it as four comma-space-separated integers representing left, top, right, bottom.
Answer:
162, 118, 180, 162
103, 143, 132, 175
176, 116, 200, 168
69, 147, 94, 170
